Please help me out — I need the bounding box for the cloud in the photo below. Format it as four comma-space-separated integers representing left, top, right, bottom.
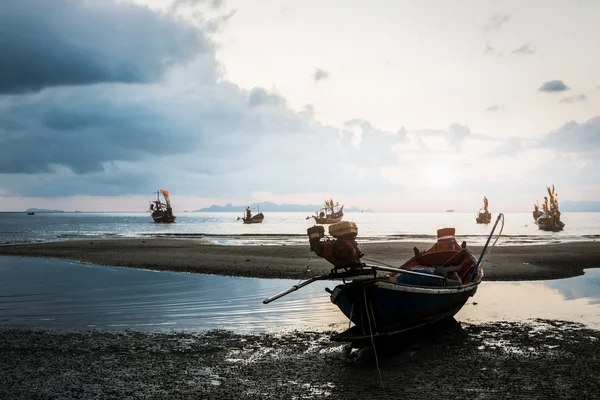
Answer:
313, 69, 329, 82
559, 94, 587, 104
170, 0, 225, 12
539, 116, 600, 153
448, 123, 471, 149
204, 9, 238, 33
512, 43, 535, 55
490, 138, 523, 157
0, 0, 211, 94
538, 80, 570, 93
0, 0, 405, 201
484, 13, 511, 31
485, 105, 503, 112
483, 43, 495, 55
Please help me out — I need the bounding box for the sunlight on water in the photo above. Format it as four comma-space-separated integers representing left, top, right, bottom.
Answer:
1, 256, 599, 333
456, 270, 600, 329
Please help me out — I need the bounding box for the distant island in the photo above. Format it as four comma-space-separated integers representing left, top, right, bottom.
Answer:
193, 201, 374, 213
560, 201, 600, 212
24, 208, 65, 213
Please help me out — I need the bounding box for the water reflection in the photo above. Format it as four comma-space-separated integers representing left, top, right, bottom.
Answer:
456, 269, 600, 328
0, 256, 346, 332
1, 256, 599, 332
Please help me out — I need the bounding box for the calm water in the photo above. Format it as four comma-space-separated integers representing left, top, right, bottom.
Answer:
1, 211, 599, 246
1, 256, 599, 332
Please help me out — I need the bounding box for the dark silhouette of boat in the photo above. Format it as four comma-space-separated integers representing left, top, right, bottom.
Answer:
264, 215, 504, 346
308, 199, 343, 224
535, 185, 564, 232
475, 196, 492, 224
27, 212, 34, 215
238, 206, 264, 224
149, 189, 176, 223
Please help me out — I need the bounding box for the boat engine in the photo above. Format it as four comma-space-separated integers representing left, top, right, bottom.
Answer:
307, 221, 363, 269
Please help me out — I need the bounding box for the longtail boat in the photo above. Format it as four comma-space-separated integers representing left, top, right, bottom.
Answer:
149, 189, 176, 223
264, 215, 504, 347
535, 185, 565, 232
475, 196, 492, 224
307, 199, 344, 224
238, 206, 264, 224
533, 202, 543, 221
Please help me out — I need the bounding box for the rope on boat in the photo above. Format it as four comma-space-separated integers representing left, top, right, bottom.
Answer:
363, 289, 386, 395
470, 213, 505, 281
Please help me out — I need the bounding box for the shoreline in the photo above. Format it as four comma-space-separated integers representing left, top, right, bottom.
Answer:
1, 238, 599, 280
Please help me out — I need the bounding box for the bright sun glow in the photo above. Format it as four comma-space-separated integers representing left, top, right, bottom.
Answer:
422, 160, 458, 188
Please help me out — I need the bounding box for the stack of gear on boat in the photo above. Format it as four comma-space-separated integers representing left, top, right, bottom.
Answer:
307, 221, 363, 269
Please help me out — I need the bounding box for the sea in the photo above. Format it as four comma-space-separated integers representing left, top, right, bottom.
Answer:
1, 211, 599, 247
1, 212, 600, 333
1, 256, 599, 332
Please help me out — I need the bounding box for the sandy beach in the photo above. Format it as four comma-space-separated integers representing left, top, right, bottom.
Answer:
1, 238, 599, 280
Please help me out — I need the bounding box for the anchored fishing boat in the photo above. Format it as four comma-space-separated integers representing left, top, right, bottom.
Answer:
535, 185, 564, 232
476, 196, 492, 224
264, 215, 504, 346
149, 189, 176, 223
533, 202, 543, 221
238, 206, 264, 224
308, 199, 344, 224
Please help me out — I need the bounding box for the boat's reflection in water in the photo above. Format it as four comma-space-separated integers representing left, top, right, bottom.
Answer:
0, 256, 599, 333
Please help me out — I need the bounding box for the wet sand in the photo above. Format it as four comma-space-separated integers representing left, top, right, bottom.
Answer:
1, 319, 599, 399
1, 238, 599, 280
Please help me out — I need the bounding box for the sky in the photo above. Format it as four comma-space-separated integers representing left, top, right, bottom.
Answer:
0, 0, 599, 212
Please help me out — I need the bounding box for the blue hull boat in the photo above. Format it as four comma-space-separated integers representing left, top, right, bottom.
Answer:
328, 267, 481, 342
263, 216, 503, 345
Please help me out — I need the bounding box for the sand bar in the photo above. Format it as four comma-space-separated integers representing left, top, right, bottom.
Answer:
1, 238, 599, 280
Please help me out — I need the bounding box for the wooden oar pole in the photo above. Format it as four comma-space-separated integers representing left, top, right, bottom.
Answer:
471, 213, 504, 280
263, 276, 326, 304
365, 264, 446, 281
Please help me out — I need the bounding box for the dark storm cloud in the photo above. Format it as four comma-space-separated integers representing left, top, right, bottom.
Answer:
538, 80, 569, 93
0, 87, 199, 174
0, 0, 210, 94
0, 0, 409, 199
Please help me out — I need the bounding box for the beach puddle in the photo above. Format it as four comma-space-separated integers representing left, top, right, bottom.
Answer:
0, 256, 599, 332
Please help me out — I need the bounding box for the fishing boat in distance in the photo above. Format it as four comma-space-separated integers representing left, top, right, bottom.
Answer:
264, 215, 504, 347
238, 206, 264, 224
475, 196, 492, 224
535, 185, 565, 232
149, 189, 176, 223
533, 202, 543, 220
307, 199, 344, 224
